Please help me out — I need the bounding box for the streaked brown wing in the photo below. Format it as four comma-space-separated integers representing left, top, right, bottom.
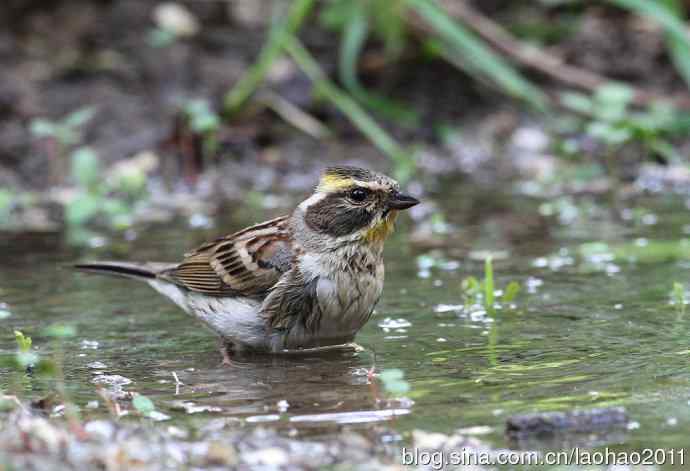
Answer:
163, 216, 293, 296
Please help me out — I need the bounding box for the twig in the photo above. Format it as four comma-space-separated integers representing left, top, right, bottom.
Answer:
257, 91, 332, 139
172, 371, 184, 396
410, 0, 690, 108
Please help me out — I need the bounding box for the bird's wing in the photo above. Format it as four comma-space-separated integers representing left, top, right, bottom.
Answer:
162, 216, 294, 296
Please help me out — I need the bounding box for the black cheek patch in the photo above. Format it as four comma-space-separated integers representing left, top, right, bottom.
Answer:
305, 196, 375, 236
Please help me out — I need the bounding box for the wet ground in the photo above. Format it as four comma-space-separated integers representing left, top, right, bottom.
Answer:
3, 181, 690, 460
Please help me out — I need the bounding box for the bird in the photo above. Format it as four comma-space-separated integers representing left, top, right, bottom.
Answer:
75, 166, 419, 362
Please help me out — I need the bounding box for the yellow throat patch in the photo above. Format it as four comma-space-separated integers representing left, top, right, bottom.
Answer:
363, 211, 398, 244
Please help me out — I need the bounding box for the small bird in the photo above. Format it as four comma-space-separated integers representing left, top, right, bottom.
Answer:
75, 166, 419, 362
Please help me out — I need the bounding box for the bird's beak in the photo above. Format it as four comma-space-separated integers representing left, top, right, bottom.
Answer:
388, 191, 420, 210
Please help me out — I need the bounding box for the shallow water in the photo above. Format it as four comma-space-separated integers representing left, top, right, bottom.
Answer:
3, 185, 690, 453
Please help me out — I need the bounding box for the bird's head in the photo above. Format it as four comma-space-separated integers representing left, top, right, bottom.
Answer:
294, 166, 419, 249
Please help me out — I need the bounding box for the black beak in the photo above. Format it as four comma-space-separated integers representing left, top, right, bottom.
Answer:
388, 191, 420, 210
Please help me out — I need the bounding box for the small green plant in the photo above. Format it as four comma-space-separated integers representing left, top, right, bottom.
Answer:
378, 368, 410, 397
13, 330, 38, 371
66, 147, 140, 232
30, 107, 96, 150
181, 98, 221, 163
461, 257, 521, 312
132, 394, 156, 416
14, 331, 32, 352
28, 107, 147, 235
560, 83, 683, 167
671, 281, 687, 314
30, 107, 96, 184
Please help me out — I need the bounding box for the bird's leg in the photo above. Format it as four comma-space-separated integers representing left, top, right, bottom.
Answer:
218, 338, 233, 366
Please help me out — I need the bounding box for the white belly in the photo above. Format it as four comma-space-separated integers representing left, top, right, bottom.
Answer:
148, 280, 266, 349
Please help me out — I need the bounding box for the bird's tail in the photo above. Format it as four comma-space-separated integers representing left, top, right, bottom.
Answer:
74, 261, 175, 281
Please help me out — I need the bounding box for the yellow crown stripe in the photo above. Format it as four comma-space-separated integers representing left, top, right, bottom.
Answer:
317, 174, 356, 192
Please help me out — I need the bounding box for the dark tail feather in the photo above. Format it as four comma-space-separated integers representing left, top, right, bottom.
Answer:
74, 261, 160, 281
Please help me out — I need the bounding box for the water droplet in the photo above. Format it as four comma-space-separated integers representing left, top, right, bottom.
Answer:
378, 318, 412, 329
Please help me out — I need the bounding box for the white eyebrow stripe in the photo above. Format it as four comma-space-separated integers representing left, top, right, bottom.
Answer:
299, 192, 327, 210
354, 180, 387, 191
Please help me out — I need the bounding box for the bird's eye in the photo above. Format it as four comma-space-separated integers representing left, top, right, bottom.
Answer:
349, 188, 369, 203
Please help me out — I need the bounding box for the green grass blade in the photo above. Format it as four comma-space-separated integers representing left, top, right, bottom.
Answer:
660, 0, 690, 89
284, 36, 414, 181
484, 256, 495, 311
340, 5, 370, 94
406, 0, 548, 110
608, 0, 690, 40
224, 0, 316, 114
339, 6, 419, 126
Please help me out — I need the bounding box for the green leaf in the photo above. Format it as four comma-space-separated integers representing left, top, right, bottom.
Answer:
586, 121, 631, 145
63, 107, 96, 129
502, 281, 521, 303
560, 92, 594, 114
595, 83, 635, 106
65, 193, 101, 226
379, 369, 404, 381
132, 395, 155, 415
190, 113, 220, 134
43, 324, 77, 338
29, 119, 57, 138
14, 330, 32, 352
407, 0, 548, 110
593, 83, 634, 122
148, 28, 177, 48
461, 276, 481, 296
71, 147, 101, 188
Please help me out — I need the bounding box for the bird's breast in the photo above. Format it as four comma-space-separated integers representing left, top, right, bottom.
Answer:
313, 254, 384, 335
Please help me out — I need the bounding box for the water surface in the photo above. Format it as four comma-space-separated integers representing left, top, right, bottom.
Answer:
3, 185, 690, 453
